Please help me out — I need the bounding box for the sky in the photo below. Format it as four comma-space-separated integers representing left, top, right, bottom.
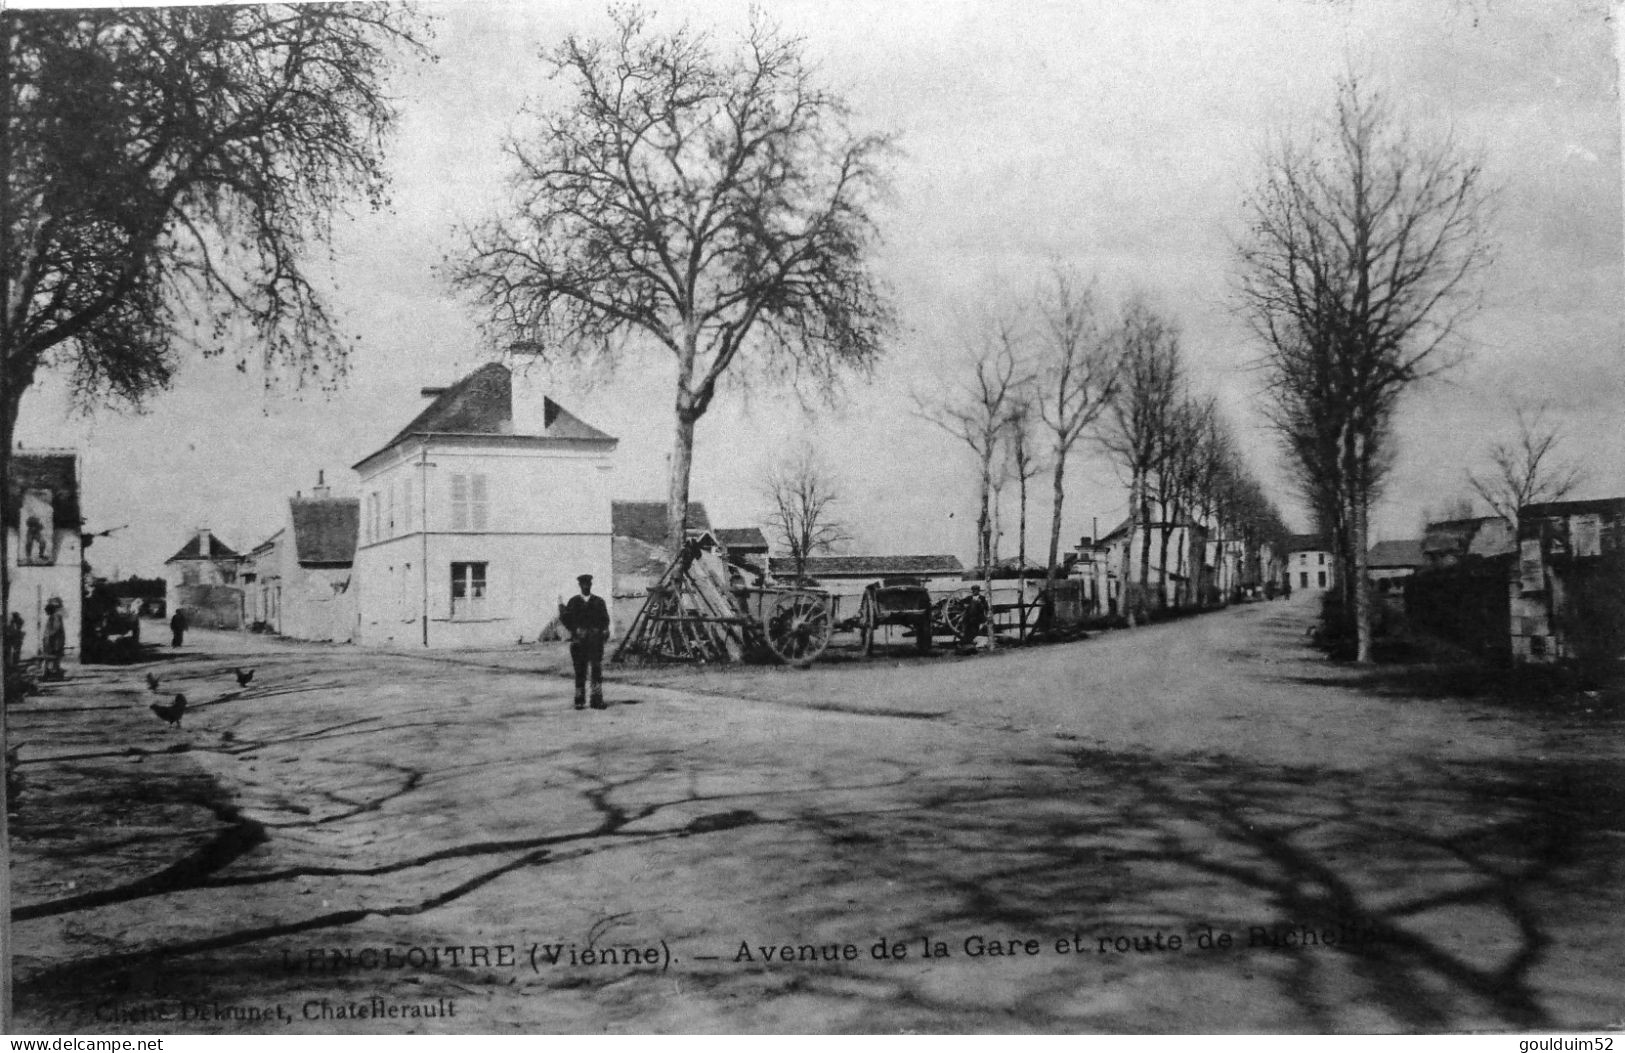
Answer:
13, 0, 1623, 578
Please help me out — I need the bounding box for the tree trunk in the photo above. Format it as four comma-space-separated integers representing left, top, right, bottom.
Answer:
1157, 525, 1172, 612
1045, 457, 1066, 593
976, 460, 992, 571
666, 409, 697, 555
1016, 465, 1028, 641
1354, 482, 1373, 663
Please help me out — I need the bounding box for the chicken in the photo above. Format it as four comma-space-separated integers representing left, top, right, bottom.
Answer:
235, 668, 255, 688
150, 693, 187, 727
145, 672, 160, 693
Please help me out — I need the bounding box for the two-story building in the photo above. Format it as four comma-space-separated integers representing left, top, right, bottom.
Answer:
8, 449, 83, 659
351, 363, 617, 648
1285, 534, 1334, 593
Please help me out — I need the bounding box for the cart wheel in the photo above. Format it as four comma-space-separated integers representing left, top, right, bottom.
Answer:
765, 591, 831, 664
941, 589, 972, 638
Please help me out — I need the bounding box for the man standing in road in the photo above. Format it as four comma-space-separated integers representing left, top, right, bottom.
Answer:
560, 573, 610, 710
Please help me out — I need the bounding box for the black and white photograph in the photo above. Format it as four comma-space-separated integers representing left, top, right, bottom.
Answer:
1, 0, 1622, 1036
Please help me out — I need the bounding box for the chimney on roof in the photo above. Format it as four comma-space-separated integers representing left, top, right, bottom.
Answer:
420, 386, 448, 398
197, 527, 212, 555
509, 366, 548, 436
310, 469, 330, 500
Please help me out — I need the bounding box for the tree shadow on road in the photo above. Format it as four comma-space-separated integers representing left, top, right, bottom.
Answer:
12, 696, 1624, 1032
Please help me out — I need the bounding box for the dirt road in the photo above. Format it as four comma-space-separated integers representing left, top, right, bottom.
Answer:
9, 600, 1624, 1033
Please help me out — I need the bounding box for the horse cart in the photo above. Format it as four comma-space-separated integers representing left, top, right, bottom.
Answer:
842, 577, 937, 656
614, 539, 835, 664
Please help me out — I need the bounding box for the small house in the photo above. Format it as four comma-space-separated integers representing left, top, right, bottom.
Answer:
245, 476, 360, 642
1366, 539, 1425, 593
7, 450, 83, 659
164, 527, 245, 628
1510, 498, 1625, 665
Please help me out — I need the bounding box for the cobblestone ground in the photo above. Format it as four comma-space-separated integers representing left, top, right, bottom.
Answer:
8, 601, 1624, 1033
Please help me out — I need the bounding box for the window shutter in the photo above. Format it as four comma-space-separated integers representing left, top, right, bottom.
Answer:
451, 474, 469, 530
403, 476, 413, 531
471, 474, 489, 530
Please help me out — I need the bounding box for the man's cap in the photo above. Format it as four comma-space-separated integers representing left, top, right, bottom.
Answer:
577, 574, 594, 585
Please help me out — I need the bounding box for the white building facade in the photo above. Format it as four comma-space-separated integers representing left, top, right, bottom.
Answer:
351, 364, 617, 649
1285, 535, 1335, 592
8, 450, 83, 658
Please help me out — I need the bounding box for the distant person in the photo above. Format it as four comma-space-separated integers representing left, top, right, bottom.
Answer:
43, 598, 66, 679
170, 608, 189, 648
5, 612, 24, 671
24, 514, 48, 562
559, 574, 610, 710
958, 585, 988, 651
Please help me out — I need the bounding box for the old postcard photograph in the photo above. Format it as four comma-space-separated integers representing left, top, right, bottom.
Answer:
2, 0, 1622, 1036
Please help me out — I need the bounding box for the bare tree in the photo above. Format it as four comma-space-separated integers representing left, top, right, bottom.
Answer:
1033, 267, 1120, 594
915, 314, 1031, 651
1468, 403, 1585, 524
1001, 390, 1043, 571
1238, 75, 1492, 661
761, 444, 850, 579
915, 315, 1028, 575
454, 9, 894, 552
1100, 299, 1185, 626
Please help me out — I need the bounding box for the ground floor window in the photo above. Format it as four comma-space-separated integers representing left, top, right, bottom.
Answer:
451, 561, 488, 618
1300, 572, 1308, 588
1317, 571, 1326, 587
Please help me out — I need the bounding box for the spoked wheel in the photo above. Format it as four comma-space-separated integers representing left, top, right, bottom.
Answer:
764, 591, 832, 664
941, 589, 973, 639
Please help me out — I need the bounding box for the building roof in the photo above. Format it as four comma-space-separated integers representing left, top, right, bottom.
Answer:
1520, 497, 1625, 520
358, 363, 616, 466
6, 451, 80, 527
611, 501, 712, 546
249, 528, 284, 558
714, 527, 769, 552
1367, 539, 1425, 569
290, 497, 360, 566
1421, 516, 1516, 558
768, 554, 965, 578
165, 531, 242, 564
1285, 533, 1330, 554
612, 535, 672, 584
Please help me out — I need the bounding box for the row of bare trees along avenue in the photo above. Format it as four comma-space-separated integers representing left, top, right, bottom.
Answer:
917, 272, 1291, 628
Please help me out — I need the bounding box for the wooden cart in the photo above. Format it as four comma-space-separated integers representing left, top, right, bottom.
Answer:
840, 577, 935, 657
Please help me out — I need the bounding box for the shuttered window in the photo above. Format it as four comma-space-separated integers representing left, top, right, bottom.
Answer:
450, 473, 490, 531
451, 475, 468, 530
